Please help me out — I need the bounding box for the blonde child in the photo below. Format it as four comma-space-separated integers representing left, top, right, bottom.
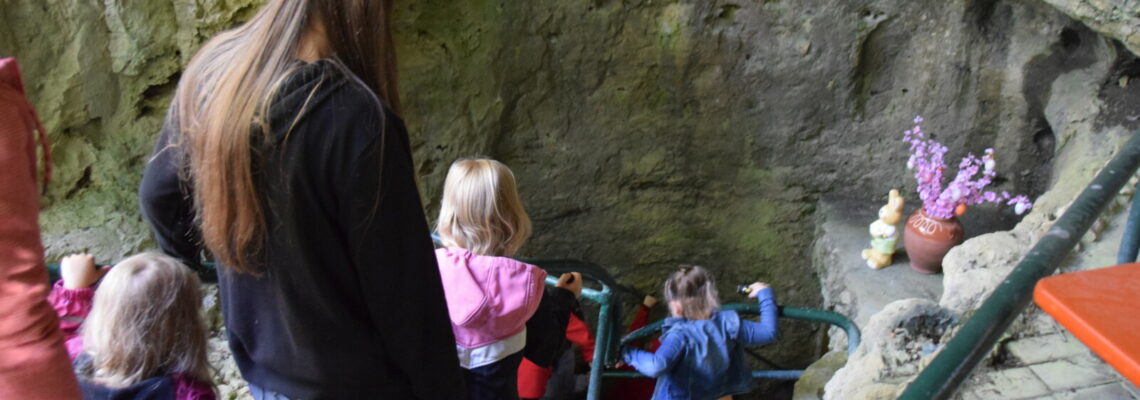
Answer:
435, 158, 581, 400
48, 253, 215, 399
623, 266, 778, 400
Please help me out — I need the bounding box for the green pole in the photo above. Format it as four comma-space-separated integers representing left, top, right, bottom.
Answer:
587, 287, 612, 400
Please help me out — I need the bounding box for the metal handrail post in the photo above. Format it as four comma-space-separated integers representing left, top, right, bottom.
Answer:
587, 286, 612, 400
899, 131, 1140, 400
1118, 185, 1140, 264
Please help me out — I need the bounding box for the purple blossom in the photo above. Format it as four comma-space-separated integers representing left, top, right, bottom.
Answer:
904, 115, 1034, 218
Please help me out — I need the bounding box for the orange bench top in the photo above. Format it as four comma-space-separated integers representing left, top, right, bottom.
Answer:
1034, 262, 1140, 386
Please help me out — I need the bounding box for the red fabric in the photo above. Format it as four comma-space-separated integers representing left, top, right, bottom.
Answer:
517, 313, 596, 398
516, 357, 554, 399
0, 57, 81, 399
608, 305, 659, 400
565, 313, 595, 363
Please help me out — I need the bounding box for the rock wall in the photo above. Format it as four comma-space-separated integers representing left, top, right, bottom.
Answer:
817, 0, 1140, 397
4, 0, 1135, 398
1041, 0, 1140, 56
0, 0, 262, 259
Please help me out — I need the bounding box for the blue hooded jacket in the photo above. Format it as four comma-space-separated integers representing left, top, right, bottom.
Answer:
623, 288, 778, 400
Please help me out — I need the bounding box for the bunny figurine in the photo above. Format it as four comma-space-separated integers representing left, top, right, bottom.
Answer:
862, 189, 905, 269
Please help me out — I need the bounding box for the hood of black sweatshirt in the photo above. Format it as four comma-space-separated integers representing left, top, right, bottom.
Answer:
265, 59, 352, 143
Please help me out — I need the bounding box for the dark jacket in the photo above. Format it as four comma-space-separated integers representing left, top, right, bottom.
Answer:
139, 59, 464, 399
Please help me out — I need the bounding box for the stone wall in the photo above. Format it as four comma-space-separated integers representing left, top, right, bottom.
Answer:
817, 0, 1140, 397
5, 0, 1135, 398
1041, 0, 1140, 55
0, 0, 262, 259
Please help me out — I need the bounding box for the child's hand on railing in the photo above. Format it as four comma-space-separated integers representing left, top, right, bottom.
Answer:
746, 282, 770, 299
556, 272, 583, 298
60, 254, 109, 289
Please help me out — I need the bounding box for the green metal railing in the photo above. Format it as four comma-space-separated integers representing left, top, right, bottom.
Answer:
620, 303, 862, 357
899, 131, 1140, 400
529, 259, 626, 400
533, 261, 861, 400
615, 302, 862, 382
1118, 177, 1140, 264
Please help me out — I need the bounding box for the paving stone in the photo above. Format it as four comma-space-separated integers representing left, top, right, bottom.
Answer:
1126, 381, 1140, 398
1052, 383, 1139, 399
957, 367, 1051, 400
1004, 334, 1089, 365
1028, 357, 1119, 391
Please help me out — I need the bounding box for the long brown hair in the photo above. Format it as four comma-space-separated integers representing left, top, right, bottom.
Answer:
80, 253, 211, 388
172, 0, 400, 273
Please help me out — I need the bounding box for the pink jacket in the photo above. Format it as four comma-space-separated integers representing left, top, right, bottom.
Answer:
435, 247, 546, 348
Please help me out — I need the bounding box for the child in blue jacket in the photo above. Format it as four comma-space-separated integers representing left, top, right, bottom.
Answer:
622, 265, 778, 400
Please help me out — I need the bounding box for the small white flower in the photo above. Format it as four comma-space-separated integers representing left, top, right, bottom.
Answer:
1014, 202, 1028, 215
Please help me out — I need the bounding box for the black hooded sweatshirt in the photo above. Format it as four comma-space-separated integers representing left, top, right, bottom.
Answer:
139, 59, 465, 399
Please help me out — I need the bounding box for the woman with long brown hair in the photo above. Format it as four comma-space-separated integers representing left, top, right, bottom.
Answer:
138, 1, 463, 398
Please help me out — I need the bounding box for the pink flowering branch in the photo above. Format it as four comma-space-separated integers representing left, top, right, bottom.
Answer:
904, 115, 1033, 219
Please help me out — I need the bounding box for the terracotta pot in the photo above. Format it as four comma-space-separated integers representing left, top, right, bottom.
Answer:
903, 208, 964, 274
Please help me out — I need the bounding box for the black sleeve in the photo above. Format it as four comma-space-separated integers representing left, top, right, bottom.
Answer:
335, 105, 466, 400
524, 287, 577, 368
138, 112, 205, 272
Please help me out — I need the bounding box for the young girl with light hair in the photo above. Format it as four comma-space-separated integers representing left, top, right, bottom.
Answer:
435, 158, 582, 400
623, 265, 780, 400
48, 253, 214, 399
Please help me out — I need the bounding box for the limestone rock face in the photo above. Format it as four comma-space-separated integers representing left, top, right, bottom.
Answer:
1041, 0, 1140, 56
823, 299, 958, 400
0, 0, 263, 261
793, 350, 849, 400
938, 24, 1132, 319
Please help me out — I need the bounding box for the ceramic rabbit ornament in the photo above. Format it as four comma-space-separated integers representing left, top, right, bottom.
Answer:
862, 189, 905, 269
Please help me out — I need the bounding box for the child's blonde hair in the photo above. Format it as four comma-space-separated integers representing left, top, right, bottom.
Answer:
664, 265, 721, 320
79, 253, 211, 388
436, 158, 532, 257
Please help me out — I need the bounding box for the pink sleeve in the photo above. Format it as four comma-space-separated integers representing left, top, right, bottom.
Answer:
174, 375, 216, 400
46, 281, 94, 360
